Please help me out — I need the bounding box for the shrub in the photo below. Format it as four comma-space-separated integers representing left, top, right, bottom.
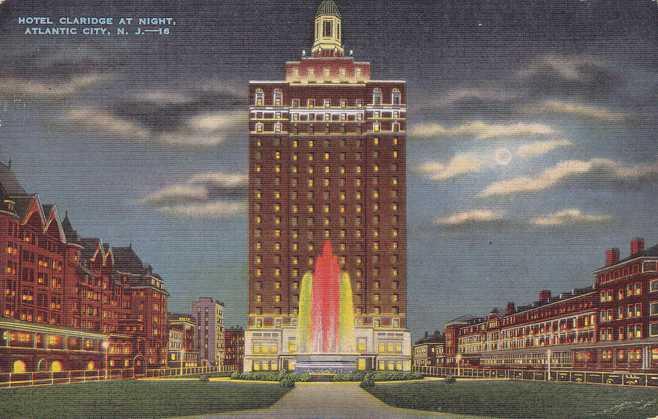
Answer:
230, 372, 240, 379
333, 372, 366, 382
369, 371, 424, 382
444, 375, 456, 384
280, 376, 295, 388
199, 374, 209, 382
360, 373, 375, 389
292, 372, 312, 382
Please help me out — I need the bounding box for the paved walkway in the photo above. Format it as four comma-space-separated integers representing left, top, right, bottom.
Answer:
190, 382, 478, 419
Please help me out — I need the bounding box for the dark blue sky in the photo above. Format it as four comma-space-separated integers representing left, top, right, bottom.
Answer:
0, 0, 657, 338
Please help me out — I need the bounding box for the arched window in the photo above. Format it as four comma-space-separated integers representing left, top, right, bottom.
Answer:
12, 360, 26, 373
255, 89, 264, 106
373, 122, 381, 133
50, 360, 63, 372
274, 122, 282, 133
273, 89, 283, 106
372, 88, 382, 106
86, 360, 96, 371
392, 88, 401, 105
392, 122, 400, 133
255, 122, 264, 133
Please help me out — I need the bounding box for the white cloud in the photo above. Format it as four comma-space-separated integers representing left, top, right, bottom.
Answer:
523, 100, 627, 122
140, 171, 247, 218
136, 91, 196, 105
0, 73, 111, 99
432, 87, 523, 107
158, 202, 246, 218
531, 209, 612, 226
434, 209, 505, 226
64, 107, 245, 148
515, 139, 573, 159
140, 184, 208, 206
418, 153, 484, 181
480, 158, 658, 197
519, 54, 608, 82
410, 121, 556, 140
65, 108, 150, 140
188, 172, 248, 187
187, 111, 245, 132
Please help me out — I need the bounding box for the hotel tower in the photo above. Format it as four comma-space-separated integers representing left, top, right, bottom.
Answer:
245, 0, 411, 372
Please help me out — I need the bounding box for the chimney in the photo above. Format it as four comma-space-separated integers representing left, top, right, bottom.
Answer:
631, 238, 645, 257
506, 302, 516, 315
606, 248, 620, 266
538, 290, 551, 304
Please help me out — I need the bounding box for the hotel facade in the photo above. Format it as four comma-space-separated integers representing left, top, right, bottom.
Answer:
244, 0, 411, 372
0, 161, 169, 374
443, 238, 658, 373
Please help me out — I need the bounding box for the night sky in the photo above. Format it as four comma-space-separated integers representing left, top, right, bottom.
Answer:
0, 0, 657, 339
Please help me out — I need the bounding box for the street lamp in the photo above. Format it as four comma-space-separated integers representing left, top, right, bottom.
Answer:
456, 353, 462, 377
102, 340, 110, 380
180, 347, 185, 376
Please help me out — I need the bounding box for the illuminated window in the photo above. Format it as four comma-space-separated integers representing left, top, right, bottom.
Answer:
255, 88, 264, 106
392, 88, 401, 105
372, 88, 382, 105
273, 89, 283, 106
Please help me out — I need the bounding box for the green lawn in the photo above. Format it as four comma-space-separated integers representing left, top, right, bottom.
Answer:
368, 380, 658, 418
0, 380, 290, 418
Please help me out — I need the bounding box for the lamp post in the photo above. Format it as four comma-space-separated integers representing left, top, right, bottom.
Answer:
180, 347, 185, 376
456, 353, 462, 377
102, 340, 110, 380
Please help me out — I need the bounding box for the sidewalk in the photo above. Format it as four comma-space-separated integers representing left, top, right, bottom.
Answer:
188, 382, 479, 419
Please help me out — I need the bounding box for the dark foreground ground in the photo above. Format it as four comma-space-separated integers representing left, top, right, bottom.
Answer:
0, 380, 290, 418
368, 380, 658, 418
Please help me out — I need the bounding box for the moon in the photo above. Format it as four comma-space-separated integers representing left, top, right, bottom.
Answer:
495, 148, 513, 166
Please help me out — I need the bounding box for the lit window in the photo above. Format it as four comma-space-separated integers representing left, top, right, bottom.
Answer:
392, 88, 401, 105
372, 88, 382, 105
255, 88, 264, 106
273, 89, 283, 106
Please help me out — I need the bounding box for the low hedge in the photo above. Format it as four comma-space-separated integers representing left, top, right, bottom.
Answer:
334, 371, 423, 382
230, 372, 311, 382
231, 371, 423, 382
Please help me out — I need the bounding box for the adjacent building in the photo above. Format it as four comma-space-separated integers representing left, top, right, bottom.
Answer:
0, 161, 169, 374
245, 0, 411, 372
168, 313, 199, 368
443, 238, 658, 373
413, 331, 445, 369
192, 297, 225, 368
224, 326, 245, 372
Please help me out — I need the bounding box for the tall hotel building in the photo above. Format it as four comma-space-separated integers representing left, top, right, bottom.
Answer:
245, 0, 411, 372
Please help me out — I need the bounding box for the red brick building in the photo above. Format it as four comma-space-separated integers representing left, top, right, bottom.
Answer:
444, 238, 658, 373
0, 161, 168, 374
224, 326, 244, 372
245, 0, 411, 372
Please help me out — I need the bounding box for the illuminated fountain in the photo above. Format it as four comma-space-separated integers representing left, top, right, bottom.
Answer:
295, 241, 357, 373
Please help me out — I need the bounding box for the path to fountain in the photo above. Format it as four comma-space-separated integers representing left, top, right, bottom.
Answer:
191, 382, 479, 419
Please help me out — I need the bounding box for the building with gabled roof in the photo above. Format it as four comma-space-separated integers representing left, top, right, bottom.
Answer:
0, 160, 169, 375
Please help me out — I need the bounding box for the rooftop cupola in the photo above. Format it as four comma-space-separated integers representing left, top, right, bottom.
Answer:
312, 0, 344, 57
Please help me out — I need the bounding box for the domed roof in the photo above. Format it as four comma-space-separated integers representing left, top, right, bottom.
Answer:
316, 0, 341, 18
